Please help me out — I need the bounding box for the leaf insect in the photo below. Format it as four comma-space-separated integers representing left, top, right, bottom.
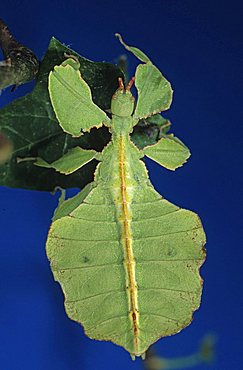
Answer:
36, 34, 206, 359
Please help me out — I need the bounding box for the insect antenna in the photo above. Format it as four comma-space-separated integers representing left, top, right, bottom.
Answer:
126, 76, 135, 92
118, 77, 125, 91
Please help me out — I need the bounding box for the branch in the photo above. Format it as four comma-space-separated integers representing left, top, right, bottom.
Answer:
0, 18, 39, 91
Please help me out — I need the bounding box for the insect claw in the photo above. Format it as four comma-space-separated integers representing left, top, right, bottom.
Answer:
130, 354, 136, 361
141, 352, 146, 360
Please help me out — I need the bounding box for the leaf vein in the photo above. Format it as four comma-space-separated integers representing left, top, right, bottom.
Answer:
66, 289, 124, 303
133, 226, 202, 241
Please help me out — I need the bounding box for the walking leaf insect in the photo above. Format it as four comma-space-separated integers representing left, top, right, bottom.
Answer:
36, 34, 206, 358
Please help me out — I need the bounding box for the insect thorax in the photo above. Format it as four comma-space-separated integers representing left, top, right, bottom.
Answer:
110, 115, 134, 135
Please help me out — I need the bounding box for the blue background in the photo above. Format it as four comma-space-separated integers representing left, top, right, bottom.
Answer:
0, 1, 242, 369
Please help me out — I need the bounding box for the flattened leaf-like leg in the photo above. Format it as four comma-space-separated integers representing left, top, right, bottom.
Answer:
116, 34, 173, 121
134, 63, 173, 120
49, 58, 110, 137
143, 135, 191, 170
52, 182, 94, 221
35, 147, 98, 174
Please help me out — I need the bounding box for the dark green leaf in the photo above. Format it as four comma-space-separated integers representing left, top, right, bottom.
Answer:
0, 37, 122, 191
132, 114, 171, 149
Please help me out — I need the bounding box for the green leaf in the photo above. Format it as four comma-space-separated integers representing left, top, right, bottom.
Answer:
134, 62, 173, 119
146, 114, 171, 134
0, 37, 122, 191
35, 147, 98, 174
132, 115, 171, 149
49, 58, 110, 136
143, 134, 191, 170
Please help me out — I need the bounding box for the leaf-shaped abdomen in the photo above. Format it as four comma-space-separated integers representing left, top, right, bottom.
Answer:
46, 178, 205, 356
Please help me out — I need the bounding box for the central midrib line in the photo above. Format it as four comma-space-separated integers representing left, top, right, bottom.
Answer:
119, 135, 140, 354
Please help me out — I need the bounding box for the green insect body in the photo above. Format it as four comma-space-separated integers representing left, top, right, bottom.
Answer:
37, 35, 206, 358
